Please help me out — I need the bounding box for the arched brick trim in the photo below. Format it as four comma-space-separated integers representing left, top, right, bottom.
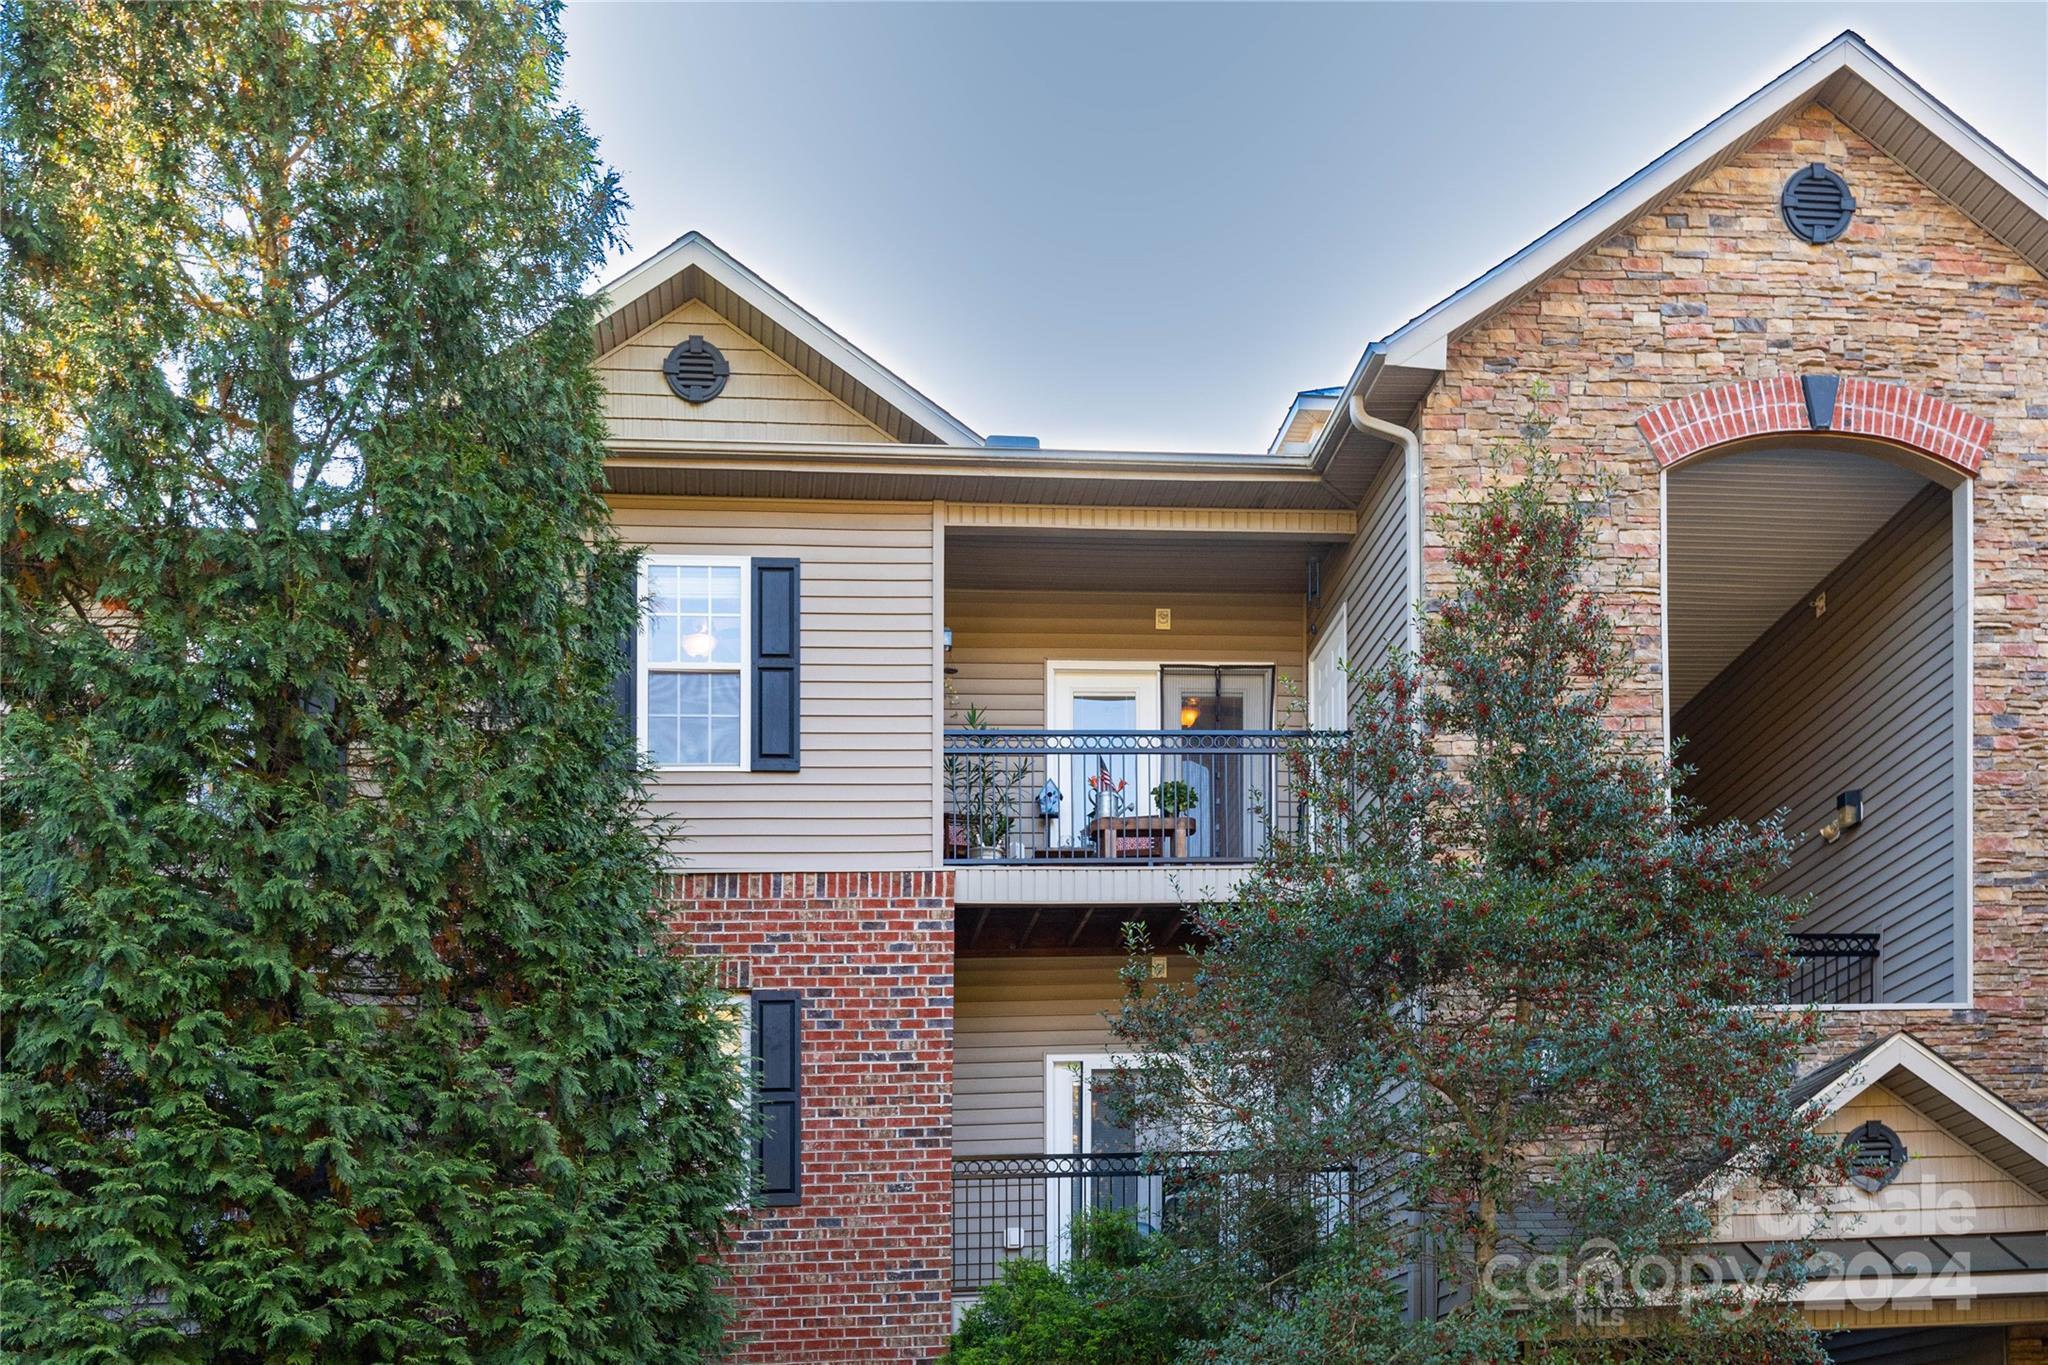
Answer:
1636, 377, 1991, 476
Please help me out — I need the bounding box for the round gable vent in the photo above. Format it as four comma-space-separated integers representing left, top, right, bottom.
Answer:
1781, 163, 1856, 244
1843, 1120, 1907, 1193
662, 335, 731, 403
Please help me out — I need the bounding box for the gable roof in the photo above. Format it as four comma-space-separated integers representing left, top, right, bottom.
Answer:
593, 231, 981, 447
1791, 1032, 2048, 1200
1267, 386, 1341, 454
1322, 30, 2048, 463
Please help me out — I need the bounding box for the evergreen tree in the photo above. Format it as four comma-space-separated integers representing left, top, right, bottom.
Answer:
1, 3, 744, 1359
1113, 405, 1841, 1362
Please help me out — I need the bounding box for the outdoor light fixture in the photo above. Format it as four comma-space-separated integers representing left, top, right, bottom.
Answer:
681, 620, 718, 660
1819, 790, 1864, 845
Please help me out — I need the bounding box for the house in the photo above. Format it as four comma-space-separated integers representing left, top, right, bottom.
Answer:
592, 32, 2047, 1362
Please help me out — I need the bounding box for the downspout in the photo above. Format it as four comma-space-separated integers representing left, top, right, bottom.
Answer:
1348, 395, 1424, 659
1349, 397, 1435, 1324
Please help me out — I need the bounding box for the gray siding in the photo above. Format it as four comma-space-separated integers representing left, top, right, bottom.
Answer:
1675, 485, 1960, 1003
1314, 450, 1411, 714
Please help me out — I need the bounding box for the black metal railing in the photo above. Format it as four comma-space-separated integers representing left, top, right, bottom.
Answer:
952, 1152, 1359, 1295
1786, 932, 1880, 1004
942, 729, 1339, 865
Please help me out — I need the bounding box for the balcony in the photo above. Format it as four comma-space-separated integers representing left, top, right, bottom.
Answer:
1785, 932, 1880, 1006
943, 729, 1333, 867
951, 1152, 1359, 1296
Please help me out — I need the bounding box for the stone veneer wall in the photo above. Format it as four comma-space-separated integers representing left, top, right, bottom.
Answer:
660, 871, 954, 1363
1414, 103, 2047, 1119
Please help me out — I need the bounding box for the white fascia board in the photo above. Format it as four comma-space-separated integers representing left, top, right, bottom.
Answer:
1803, 1033, 2048, 1173
1840, 41, 2048, 220
1368, 38, 1845, 371
594, 231, 984, 448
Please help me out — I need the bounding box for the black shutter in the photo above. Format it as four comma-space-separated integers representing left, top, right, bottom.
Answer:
753, 990, 801, 1205
750, 558, 800, 772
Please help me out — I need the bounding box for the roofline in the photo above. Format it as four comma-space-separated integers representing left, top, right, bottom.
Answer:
1694, 1030, 2048, 1209
1311, 30, 2048, 467
593, 230, 984, 447
1377, 31, 2048, 367
1266, 388, 1341, 455
1800, 1031, 2048, 1171
604, 435, 1325, 483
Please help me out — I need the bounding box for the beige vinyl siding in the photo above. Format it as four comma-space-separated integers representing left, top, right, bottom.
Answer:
954, 955, 1194, 1155
608, 497, 937, 870
597, 299, 896, 446
1312, 450, 1411, 713
1676, 486, 1960, 1002
1715, 1084, 2048, 1241
944, 589, 1309, 729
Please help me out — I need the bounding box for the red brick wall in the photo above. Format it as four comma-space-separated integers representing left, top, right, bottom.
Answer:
1418, 102, 2048, 1120
660, 871, 955, 1363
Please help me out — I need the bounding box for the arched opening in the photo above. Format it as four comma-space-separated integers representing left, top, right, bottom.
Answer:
1664, 438, 1969, 1007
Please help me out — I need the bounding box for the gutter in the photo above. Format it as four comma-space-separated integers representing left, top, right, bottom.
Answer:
603, 436, 1325, 482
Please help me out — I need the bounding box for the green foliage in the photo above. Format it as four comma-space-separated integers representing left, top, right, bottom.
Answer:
1150, 780, 1201, 817
1111, 392, 1835, 1360
947, 1211, 1228, 1365
1, 2, 745, 1359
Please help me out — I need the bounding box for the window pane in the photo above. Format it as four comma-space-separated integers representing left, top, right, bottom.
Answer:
648, 614, 680, 665
708, 565, 741, 612
678, 564, 710, 611
710, 672, 740, 717
680, 715, 711, 766
649, 716, 683, 767
649, 564, 684, 614
709, 615, 742, 664
677, 673, 710, 717
710, 713, 740, 767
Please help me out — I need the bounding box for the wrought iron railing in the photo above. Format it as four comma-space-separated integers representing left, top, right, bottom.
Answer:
942, 729, 1339, 865
952, 1152, 1359, 1295
1786, 932, 1880, 1004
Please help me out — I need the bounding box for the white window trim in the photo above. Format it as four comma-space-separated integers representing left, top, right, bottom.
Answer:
639, 554, 751, 772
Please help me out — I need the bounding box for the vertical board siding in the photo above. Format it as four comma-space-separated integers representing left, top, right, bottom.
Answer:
954, 955, 1194, 1155
597, 299, 896, 446
1676, 485, 1959, 1002
1313, 452, 1411, 715
609, 498, 936, 870
944, 588, 1309, 729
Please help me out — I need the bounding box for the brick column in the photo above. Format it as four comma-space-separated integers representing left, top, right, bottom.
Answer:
660, 872, 955, 1363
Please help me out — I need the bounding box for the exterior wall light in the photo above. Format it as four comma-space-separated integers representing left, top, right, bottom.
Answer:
1819, 789, 1864, 845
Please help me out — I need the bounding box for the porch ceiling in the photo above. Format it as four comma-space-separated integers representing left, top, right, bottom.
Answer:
947, 529, 1345, 595
955, 904, 1199, 957
1666, 446, 1936, 710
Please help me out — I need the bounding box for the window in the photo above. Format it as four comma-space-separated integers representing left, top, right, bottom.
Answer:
640, 557, 748, 769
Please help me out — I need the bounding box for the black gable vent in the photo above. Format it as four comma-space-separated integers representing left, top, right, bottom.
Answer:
1843, 1119, 1907, 1193
1781, 164, 1856, 245
662, 335, 731, 403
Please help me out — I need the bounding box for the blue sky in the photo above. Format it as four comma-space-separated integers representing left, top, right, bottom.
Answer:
561, 3, 2047, 452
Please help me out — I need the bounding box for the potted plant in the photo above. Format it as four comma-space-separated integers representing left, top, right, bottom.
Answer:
947, 698, 1029, 860
1149, 778, 1200, 820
